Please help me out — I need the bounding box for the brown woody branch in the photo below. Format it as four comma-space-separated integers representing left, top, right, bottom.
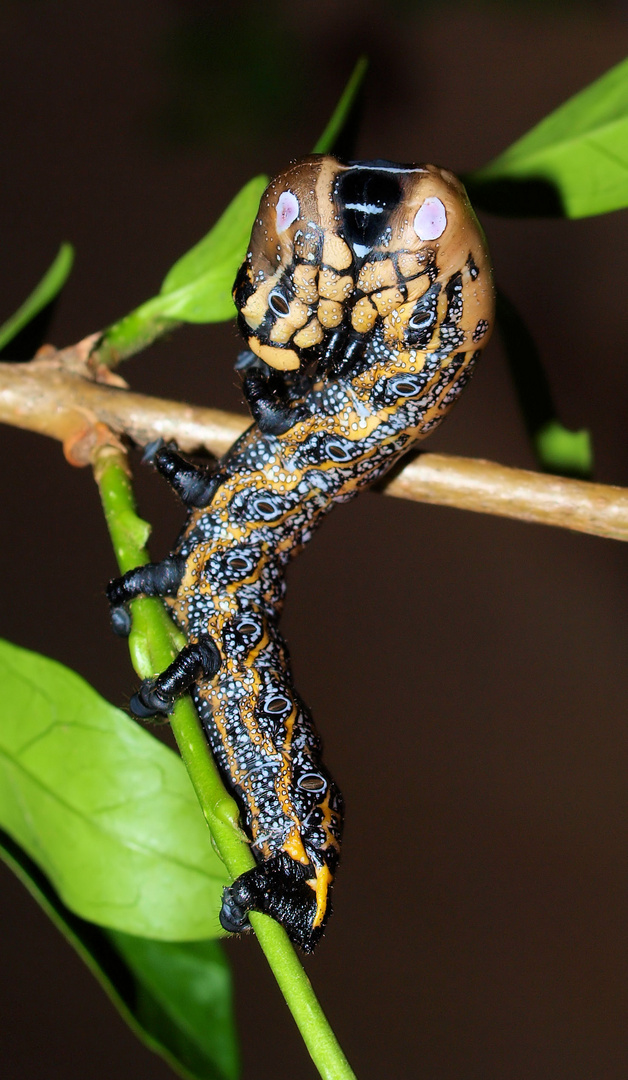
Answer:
1, 345, 627, 542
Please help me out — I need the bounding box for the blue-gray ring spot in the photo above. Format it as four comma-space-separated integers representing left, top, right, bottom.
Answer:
252, 496, 284, 520
327, 441, 353, 462
388, 374, 424, 397
298, 773, 327, 792
264, 693, 292, 715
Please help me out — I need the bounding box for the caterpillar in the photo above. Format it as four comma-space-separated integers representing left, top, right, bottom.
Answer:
107, 154, 494, 952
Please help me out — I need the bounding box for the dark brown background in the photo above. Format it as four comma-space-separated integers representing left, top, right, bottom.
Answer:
1, 2, 628, 1078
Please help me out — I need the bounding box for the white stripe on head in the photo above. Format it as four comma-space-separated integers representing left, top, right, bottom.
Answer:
344, 202, 385, 214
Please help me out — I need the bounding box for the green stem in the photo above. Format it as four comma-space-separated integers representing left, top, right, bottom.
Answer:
92, 309, 181, 368
94, 444, 356, 1080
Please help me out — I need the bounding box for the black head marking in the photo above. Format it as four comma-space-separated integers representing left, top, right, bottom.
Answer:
334, 168, 402, 257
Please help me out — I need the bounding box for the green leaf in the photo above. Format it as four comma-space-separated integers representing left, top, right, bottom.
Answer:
469, 56, 628, 218
0, 243, 74, 351
0, 638, 229, 940
161, 174, 268, 299
0, 830, 239, 1080
109, 931, 239, 1080
96, 175, 268, 364
533, 420, 594, 477
157, 172, 268, 322
313, 56, 369, 155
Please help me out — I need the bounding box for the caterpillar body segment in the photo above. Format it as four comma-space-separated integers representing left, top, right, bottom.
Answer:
108, 154, 494, 951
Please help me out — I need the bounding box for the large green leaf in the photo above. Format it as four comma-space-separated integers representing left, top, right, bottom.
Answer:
0, 830, 239, 1080
0, 638, 229, 940
469, 55, 628, 218
109, 931, 239, 1080
0, 243, 74, 351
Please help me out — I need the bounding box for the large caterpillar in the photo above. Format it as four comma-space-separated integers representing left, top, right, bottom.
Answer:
107, 155, 494, 951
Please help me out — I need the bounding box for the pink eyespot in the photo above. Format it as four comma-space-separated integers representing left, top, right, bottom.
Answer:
413, 197, 447, 241
276, 190, 300, 234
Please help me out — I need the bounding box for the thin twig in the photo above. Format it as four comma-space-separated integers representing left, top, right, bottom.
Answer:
1, 353, 628, 541
94, 438, 357, 1080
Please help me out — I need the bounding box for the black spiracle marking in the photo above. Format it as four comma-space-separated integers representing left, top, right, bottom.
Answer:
466, 252, 480, 281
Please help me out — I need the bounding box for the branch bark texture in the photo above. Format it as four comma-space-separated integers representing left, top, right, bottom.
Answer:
1, 354, 627, 542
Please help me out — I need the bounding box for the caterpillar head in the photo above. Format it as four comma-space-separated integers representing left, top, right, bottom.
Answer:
233, 154, 493, 372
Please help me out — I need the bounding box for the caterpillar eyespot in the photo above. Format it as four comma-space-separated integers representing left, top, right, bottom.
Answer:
232, 616, 260, 637
226, 556, 250, 571
388, 374, 424, 398
326, 441, 354, 462
250, 494, 285, 520
298, 774, 327, 793
264, 692, 292, 715
107, 153, 495, 952
408, 309, 435, 331
268, 287, 291, 317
